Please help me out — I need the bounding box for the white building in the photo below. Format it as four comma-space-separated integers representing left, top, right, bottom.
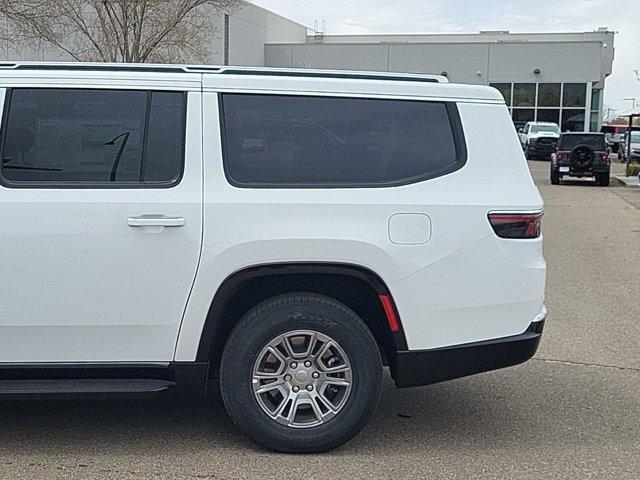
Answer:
1, 1, 615, 131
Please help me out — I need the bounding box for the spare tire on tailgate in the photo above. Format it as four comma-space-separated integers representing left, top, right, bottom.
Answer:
571, 144, 594, 169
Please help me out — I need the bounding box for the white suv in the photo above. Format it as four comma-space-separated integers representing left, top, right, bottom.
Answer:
0, 63, 546, 453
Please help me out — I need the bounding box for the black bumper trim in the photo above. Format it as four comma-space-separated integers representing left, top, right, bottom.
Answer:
391, 320, 544, 388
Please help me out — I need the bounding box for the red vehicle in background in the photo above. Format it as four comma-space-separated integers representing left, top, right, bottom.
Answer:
600, 124, 629, 153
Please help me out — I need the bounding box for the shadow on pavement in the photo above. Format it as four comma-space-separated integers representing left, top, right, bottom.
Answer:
0, 361, 636, 458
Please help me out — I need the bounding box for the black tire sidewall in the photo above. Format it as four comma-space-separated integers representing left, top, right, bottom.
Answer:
220, 293, 382, 453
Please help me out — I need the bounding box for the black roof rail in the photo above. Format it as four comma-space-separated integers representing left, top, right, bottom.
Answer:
0, 62, 223, 74
9, 64, 212, 73
218, 68, 443, 83
0, 62, 446, 83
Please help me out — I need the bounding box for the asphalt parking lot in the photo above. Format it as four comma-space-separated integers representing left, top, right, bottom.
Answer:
1, 160, 639, 480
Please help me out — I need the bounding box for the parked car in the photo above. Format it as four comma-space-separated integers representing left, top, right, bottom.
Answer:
600, 124, 629, 153
0, 62, 546, 453
619, 130, 640, 163
518, 121, 560, 160
550, 132, 610, 186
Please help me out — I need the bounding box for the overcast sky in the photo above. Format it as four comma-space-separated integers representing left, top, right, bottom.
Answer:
251, 0, 640, 117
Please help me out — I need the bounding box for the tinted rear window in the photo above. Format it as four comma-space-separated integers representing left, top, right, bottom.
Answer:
0, 88, 185, 186
220, 94, 465, 187
558, 134, 606, 151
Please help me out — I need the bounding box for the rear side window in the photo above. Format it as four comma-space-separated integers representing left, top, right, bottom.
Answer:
220, 94, 466, 187
0, 88, 185, 187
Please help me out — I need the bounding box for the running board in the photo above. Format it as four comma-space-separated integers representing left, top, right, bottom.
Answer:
0, 378, 175, 399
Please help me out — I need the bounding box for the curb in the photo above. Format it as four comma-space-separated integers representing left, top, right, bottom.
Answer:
613, 175, 640, 189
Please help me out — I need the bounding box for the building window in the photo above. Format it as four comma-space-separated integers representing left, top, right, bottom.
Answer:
589, 111, 599, 132
490, 83, 512, 105
513, 83, 536, 107
537, 109, 560, 124
590, 88, 601, 132
561, 109, 585, 132
562, 83, 586, 108
591, 88, 601, 109
537, 83, 561, 107
512, 108, 535, 128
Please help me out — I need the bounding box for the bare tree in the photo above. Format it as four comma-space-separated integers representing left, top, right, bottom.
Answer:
601, 104, 617, 124
0, 0, 242, 63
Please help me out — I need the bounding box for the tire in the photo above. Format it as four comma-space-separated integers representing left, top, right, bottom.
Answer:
524, 144, 531, 160
550, 168, 560, 185
220, 292, 383, 453
596, 172, 610, 186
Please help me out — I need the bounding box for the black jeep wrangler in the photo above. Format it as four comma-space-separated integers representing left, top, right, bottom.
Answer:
550, 133, 610, 186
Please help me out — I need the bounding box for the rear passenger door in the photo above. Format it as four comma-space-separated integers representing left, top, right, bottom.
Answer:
0, 86, 202, 363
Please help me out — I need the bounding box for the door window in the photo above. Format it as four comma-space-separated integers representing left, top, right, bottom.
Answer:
0, 88, 185, 186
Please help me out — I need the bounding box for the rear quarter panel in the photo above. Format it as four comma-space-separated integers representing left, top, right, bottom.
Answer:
175, 96, 545, 360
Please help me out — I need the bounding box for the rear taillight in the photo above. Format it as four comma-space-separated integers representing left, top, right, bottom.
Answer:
600, 152, 609, 162
488, 212, 542, 239
556, 152, 564, 161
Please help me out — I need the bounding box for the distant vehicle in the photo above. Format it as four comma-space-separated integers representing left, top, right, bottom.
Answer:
600, 124, 629, 153
619, 130, 640, 163
550, 133, 610, 186
518, 122, 560, 160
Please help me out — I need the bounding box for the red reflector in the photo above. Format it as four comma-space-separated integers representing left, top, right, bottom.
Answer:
488, 212, 542, 239
379, 294, 400, 333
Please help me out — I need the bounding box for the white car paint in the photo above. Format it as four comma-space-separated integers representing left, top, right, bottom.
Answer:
0, 63, 545, 364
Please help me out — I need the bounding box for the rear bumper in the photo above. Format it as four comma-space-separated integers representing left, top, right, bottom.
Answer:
556, 163, 609, 175
391, 310, 545, 388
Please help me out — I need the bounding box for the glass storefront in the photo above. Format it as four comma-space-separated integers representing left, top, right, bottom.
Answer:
490, 82, 596, 132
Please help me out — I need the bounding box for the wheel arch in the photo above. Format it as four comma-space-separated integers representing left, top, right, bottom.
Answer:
196, 262, 407, 376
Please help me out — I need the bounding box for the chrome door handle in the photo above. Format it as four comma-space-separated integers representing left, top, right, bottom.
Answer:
127, 215, 186, 228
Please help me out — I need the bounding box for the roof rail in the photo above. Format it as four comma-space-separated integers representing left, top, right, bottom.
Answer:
0, 62, 221, 74
217, 67, 447, 83
0, 62, 448, 83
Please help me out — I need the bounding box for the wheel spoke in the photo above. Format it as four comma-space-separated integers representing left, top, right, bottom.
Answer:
286, 395, 302, 424
253, 371, 280, 379
284, 332, 317, 359
313, 391, 337, 414
323, 378, 350, 388
321, 364, 350, 374
273, 392, 294, 419
315, 340, 333, 362
255, 379, 287, 395
267, 345, 287, 365
309, 394, 325, 421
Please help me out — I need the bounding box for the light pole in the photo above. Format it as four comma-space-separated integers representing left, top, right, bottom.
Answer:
623, 113, 639, 177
